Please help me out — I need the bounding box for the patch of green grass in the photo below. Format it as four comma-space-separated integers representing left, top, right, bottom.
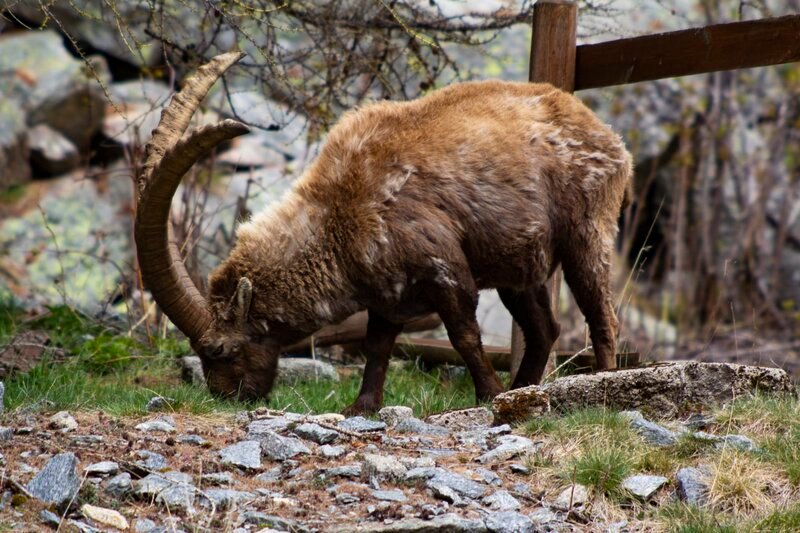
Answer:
760, 430, 800, 485
568, 447, 632, 497
670, 433, 718, 460
753, 505, 800, 532
658, 502, 736, 532
634, 447, 676, 475
716, 394, 800, 434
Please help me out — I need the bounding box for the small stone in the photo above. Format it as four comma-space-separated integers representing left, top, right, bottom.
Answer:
426, 407, 494, 431
363, 454, 408, 480
200, 488, 257, 509
394, 417, 450, 436
399, 456, 436, 470
29, 124, 80, 176
26, 452, 80, 507
676, 467, 709, 506
49, 411, 78, 433
0, 427, 12, 441
255, 467, 282, 483
247, 417, 294, 438
135, 418, 176, 433
66, 519, 101, 533
180, 356, 205, 385
72, 435, 104, 445
719, 434, 759, 452
293, 422, 339, 444
40, 509, 61, 528
85, 461, 119, 476
455, 424, 512, 447
483, 489, 521, 511
133, 518, 158, 532
682, 413, 715, 431
622, 474, 668, 500
177, 434, 208, 446
622, 411, 677, 446
425, 468, 486, 499
430, 483, 464, 505
476, 467, 503, 487
136, 450, 168, 471
319, 444, 346, 459
509, 463, 530, 475
337, 416, 386, 433
310, 413, 345, 425
234, 411, 251, 424
485, 511, 534, 533
136, 472, 196, 513
257, 430, 310, 461
371, 488, 407, 502
378, 406, 414, 427
202, 472, 233, 486
219, 440, 262, 469
336, 492, 360, 505
321, 464, 362, 479
554, 484, 589, 510
81, 504, 129, 530
145, 396, 173, 412
476, 435, 538, 463
241, 511, 300, 531
105, 473, 133, 497
529, 507, 560, 525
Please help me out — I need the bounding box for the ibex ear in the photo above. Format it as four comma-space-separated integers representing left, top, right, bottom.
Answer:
233, 277, 252, 326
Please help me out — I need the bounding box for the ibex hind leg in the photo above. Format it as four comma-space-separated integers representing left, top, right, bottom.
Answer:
561, 235, 619, 371
343, 311, 403, 416
498, 285, 560, 389
428, 269, 505, 402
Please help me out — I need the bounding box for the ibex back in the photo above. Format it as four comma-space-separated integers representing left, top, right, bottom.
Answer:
135, 53, 633, 414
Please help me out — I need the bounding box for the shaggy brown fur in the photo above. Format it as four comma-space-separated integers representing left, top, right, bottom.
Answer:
199, 80, 632, 413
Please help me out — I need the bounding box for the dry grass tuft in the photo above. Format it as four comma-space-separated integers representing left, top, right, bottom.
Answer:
708, 450, 785, 516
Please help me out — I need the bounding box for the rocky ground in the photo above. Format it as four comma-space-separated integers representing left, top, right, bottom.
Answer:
1, 368, 797, 533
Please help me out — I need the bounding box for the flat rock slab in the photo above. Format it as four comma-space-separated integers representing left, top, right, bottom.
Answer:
426, 407, 494, 431
493, 362, 793, 422
26, 452, 80, 507
623, 474, 668, 500
345, 513, 487, 532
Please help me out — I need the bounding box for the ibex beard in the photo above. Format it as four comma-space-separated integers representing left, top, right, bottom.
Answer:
135, 53, 633, 414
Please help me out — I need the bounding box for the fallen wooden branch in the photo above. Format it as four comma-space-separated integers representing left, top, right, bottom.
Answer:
284, 312, 441, 353
392, 336, 512, 371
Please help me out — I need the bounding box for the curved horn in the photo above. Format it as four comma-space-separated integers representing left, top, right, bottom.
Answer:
135, 52, 249, 341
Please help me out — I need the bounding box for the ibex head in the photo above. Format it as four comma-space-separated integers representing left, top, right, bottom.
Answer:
134, 52, 279, 401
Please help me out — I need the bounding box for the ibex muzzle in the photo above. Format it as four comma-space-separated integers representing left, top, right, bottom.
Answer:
136, 53, 632, 412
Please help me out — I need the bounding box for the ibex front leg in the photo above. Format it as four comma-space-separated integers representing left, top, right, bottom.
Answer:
343, 311, 403, 415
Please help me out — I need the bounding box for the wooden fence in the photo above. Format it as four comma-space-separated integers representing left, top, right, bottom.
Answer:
509, 0, 800, 381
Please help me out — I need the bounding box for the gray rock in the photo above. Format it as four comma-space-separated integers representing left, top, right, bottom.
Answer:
241, 511, 303, 531
622, 411, 677, 446
719, 434, 759, 452
528, 507, 560, 525
145, 396, 174, 412
277, 358, 339, 384
67, 519, 101, 533
26, 452, 80, 507
293, 422, 339, 444
338, 416, 386, 433
254, 466, 282, 483
682, 413, 715, 431
378, 406, 414, 427
179, 356, 206, 386
622, 474, 668, 500
177, 434, 208, 446
509, 463, 530, 475
319, 444, 346, 459
0, 427, 12, 441
133, 518, 158, 532
426, 407, 494, 431
136, 450, 168, 471
40, 509, 61, 528
202, 472, 233, 486
337, 492, 360, 505
49, 411, 78, 432
502, 362, 794, 418
363, 454, 408, 480
136, 471, 196, 513
476, 467, 503, 487
394, 418, 450, 436
485, 511, 534, 533
483, 489, 521, 511
320, 464, 362, 479
200, 488, 256, 509
29, 124, 80, 176
247, 417, 295, 438
135, 418, 176, 433
455, 424, 512, 448
219, 440, 262, 469
372, 488, 407, 502
72, 435, 104, 446
339, 513, 487, 532
105, 472, 133, 497
491, 386, 551, 424
0, 31, 105, 151
553, 484, 589, 510
257, 430, 310, 461
676, 467, 709, 506
425, 468, 486, 499
430, 483, 464, 505
85, 461, 119, 476
476, 435, 538, 463
400, 456, 436, 470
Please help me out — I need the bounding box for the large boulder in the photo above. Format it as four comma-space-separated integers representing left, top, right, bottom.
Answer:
492, 362, 794, 423
0, 30, 105, 151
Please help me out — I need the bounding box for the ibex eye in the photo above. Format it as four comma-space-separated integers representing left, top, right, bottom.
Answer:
212, 344, 225, 356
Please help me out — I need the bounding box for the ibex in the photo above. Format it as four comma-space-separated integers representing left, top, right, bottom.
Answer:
136, 53, 632, 414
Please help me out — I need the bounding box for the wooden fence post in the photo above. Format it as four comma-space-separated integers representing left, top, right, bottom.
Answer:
510, 0, 577, 384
